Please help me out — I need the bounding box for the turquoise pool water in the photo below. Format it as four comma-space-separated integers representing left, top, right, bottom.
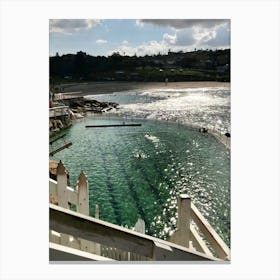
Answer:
51, 116, 230, 246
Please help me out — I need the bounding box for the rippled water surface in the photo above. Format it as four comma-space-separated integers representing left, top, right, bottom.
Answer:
51, 114, 230, 246
85, 86, 230, 134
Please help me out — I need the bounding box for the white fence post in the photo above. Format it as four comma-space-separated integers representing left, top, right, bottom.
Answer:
168, 194, 191, 248
76, 171, 89, 215
76, 171, 92, 252
56, 161, 69, 209
56, 161, 70, 246
134, 218, 145, 234
177, 194, 191, 248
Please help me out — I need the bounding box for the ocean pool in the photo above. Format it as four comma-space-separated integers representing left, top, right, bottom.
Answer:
50, 116, 230, 246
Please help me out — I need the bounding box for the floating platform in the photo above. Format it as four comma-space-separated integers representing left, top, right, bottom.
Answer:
85, 123, 142, 128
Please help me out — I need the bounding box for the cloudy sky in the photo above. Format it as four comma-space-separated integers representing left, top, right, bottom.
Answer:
49, 19, 230, 57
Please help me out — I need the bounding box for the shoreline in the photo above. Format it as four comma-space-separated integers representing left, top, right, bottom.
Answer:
62, 81, 230, 96
58, 81, 230, 150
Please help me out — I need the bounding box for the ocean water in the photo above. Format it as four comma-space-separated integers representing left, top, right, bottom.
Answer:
85, 86, 230, 134
51, 87, 230, 246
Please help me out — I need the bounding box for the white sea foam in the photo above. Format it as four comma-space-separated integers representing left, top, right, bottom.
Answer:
89, 87, 230, 134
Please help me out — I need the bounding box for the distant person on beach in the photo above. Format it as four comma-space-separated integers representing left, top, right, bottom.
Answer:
165, 77, 168, 86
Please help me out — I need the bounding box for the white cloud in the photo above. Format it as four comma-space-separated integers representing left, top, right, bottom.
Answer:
203, 24, 230, 47
162, 29, 203, 49
163, 33, 176, 45
168, 29, 196, 46
162, 22, 230, 50
137, 40, 167, 55
193, 28, 216, 43
108, 40, 195, 57
107, 22, 230, 57
96, 39, 107, 44
133, 19, 231, 51
108, 41, 167, 56
137, 19, 229, 29
50, 19, 101, 33
122, 40, 129, 44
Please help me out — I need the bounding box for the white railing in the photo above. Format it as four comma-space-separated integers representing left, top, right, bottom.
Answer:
49, 161, 230, 261
168, 194, 230, 260
50, 204, 219, 261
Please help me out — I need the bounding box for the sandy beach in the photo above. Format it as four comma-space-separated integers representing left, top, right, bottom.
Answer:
62, 81, 230, 96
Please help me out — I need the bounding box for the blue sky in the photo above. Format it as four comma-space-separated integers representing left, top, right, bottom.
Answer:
49, 19, 230, 57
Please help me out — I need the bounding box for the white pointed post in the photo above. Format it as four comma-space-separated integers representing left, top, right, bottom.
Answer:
177, 194, 191, 248
169, 194, 191, 248
56, 161, 70, 246
76, 171, 89, 215
56, 161, 68, 209
76, 171, 90, 252
134, 218, 145, 234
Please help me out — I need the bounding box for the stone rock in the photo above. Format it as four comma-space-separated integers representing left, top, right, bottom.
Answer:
49, 160, 70, 185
